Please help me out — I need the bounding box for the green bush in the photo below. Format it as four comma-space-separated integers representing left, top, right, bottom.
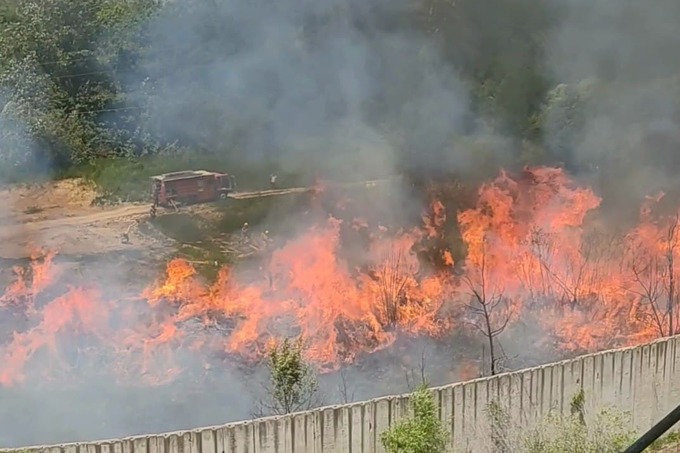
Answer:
259, 338, 320, 416
519, 408, 636, 453
481, 390, 637, 453
381, 384, 450, 453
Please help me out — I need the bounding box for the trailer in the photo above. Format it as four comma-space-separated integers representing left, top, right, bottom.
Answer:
151, 170, 236, 209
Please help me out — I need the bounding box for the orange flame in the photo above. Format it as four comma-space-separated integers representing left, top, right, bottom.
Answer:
2, 167, 680, 386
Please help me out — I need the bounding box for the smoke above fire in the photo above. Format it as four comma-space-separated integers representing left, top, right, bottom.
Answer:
2, 0, 680, 449
3, 167, 680, 446
125, 0, 490, 179
542, 0, 680, 202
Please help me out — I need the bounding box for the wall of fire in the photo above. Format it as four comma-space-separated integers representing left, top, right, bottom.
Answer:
4, 335, 680, 453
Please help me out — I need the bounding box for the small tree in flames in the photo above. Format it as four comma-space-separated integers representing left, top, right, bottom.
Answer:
372, 239, 419, 328
257, 337, 320, 416
461, 236, 511, 376
626, 212, 680, 338
528, 227, 616, 310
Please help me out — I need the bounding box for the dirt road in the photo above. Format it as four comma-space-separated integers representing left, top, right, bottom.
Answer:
0, 178, 396, 259
1, 178, 395, 232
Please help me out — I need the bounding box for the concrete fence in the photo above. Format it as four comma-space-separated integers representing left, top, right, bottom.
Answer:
5, 335, 680, 453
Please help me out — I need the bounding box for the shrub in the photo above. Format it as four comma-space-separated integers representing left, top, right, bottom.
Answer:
381, 384, 449, 453
259, 338, 320, 415
483, 390, 637, 453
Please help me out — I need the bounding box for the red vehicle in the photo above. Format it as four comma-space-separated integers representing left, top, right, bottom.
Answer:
151, 170, 236, 207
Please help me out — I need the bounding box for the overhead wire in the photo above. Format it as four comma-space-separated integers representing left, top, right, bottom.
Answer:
15, 48, 220, 115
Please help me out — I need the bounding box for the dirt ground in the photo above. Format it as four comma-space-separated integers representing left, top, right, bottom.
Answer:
0, 177, 394, 260
0, 179, 164, 260
0, 180, 293, 259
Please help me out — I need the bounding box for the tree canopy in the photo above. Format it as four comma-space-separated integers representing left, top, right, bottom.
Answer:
0, 0, 678, 190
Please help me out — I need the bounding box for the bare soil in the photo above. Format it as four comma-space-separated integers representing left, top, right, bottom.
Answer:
0, 179, 161, 259
0, 178, 394, 259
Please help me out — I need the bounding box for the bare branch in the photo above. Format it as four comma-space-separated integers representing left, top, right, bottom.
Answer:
461, 234, 511, 376
338, 368, 355, 404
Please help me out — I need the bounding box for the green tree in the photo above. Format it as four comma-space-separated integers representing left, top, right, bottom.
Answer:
259, 337, 320, 415
534, 80, 599, 170
418, 0, 557, 138
380, 384, 449, 453
0, 0, 158, 172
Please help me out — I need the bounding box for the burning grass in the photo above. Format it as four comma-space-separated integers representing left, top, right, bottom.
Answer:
0, 166, 679, 387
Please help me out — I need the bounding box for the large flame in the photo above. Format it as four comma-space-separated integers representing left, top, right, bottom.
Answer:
1, 167, 679, 386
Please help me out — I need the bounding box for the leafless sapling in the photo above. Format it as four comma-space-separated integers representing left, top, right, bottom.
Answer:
404, 349, 429, 391
529, 227, 616, 310
461, 236, 511, 376
337, 367, 356, 404
627, 213, 680, 337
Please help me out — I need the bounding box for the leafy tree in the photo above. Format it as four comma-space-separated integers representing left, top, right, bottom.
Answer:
534, 80, 599, 171
0, 0, 159, 171
418, 0, 557, 138
258, 337, 320, 415
380, 384, 449, 453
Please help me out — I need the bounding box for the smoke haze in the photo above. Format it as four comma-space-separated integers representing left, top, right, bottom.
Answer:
542, 0, 680, 211
0, 0, 476, 446
129, 0, 473, 178
1, 0, 678, 448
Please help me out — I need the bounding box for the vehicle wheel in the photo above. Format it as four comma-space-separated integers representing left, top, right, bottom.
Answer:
219, 192, 228, 200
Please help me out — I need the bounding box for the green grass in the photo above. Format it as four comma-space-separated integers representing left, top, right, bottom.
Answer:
153, 194, 311, 237
172, 244, 232, 281
215, 194, 312, 234
151, 212, 229, 281
152, 195, 308, 240
149, 193, 311, 280
61, 154, 315, 203
650, 430, 680, 451
152, 213, 206, 244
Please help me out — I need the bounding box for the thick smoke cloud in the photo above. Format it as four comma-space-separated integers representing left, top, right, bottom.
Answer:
7, 0, 678, 447
546, 1, 680, 84
0, 0, 476, 447
542, 0, 680, 209
130, 0, 470, 178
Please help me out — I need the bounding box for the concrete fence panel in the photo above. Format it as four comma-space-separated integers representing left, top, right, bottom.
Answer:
4, 335, 680, 453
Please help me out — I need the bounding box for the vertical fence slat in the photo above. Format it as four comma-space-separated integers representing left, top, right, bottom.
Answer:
5, 337, 680, 453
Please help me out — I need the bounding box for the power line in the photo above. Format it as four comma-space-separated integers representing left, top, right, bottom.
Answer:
26, 40, 209, 68
77, 106, 143, 114
9, 61, 213, 116
35, 50, 167, 68
6, 42, 250, 114
35, 52, 215, 83
53, 70, 113, 79
33, 56, 97, 67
